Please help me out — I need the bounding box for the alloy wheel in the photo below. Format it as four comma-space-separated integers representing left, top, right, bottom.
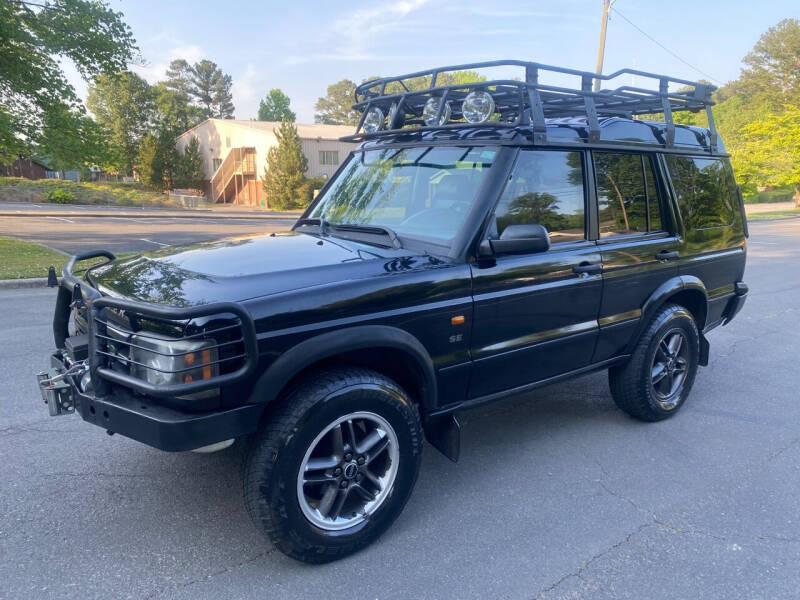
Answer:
650, 328, 690, 409
296, 411, 399, 531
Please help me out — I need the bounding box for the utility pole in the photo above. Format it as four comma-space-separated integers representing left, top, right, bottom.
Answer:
593, 0, 614, 92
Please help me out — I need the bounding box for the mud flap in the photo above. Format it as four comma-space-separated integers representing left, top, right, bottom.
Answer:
424, 413, 461, 462
699, 333, 710, 366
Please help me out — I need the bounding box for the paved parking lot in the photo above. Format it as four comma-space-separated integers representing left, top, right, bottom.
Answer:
0, 204, 295, 253
1, 219, 799, 599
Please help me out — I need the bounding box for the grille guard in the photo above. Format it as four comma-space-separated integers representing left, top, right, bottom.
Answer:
55, 250, 259, 398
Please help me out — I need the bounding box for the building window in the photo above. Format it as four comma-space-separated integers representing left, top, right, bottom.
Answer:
319, 150, 339, 165
225, 136, 231, 148
212, 158, 222, 172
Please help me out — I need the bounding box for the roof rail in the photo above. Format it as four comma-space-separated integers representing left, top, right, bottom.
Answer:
343, 60, 717, 150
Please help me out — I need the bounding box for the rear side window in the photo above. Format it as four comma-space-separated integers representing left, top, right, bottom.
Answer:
594, 151, 664, 237
665, 156, 735, 229
493, 150, 585, 245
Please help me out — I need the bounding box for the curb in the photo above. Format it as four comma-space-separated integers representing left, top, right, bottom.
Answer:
0, 211, 299, 220
0, 277, 54, 290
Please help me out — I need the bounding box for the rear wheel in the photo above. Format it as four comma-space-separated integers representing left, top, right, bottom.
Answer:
243, 367, 422, 563
609, 303, 700, 421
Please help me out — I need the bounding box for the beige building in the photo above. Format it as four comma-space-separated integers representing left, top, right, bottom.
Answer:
175, 119, 357, 206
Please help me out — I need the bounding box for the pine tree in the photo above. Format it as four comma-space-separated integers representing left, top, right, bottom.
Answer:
263, 119, 308, 210
178, 136, 206, 191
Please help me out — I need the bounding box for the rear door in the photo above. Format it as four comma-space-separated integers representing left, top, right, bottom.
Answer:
591, 151, 680, 362
468, 149, 603, 399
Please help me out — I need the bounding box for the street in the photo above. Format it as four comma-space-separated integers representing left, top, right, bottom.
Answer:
1, 218, 799, 599
0, 204, 297, 253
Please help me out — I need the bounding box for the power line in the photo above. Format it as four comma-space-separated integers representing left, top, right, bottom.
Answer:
610, 6, 722, 85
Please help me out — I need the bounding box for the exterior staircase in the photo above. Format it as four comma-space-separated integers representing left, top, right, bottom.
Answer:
209, 147, 257, 204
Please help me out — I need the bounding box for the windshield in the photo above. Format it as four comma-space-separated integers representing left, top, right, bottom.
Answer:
308, 146, 498, 246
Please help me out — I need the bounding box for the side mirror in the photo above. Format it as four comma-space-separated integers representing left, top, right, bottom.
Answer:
479, 224, 550, 256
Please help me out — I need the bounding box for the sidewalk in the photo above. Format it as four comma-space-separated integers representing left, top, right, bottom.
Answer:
744, 201, 796, 214
0, 202, 302, 220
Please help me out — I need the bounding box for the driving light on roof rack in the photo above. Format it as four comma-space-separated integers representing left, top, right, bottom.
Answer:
423, 97, 451, 126
363, 106, 385, 133
462, 91, 495, 124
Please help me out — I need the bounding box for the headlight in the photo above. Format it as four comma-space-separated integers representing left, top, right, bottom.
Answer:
423, 97, 451, 126
129, 332, 218, 386
362, 106, 385, 133
462, 91, 495, 123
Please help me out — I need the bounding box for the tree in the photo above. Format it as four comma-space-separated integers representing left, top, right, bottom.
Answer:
0, 0, 136, 163
314, 79, 359, 125
258, 89, 295, 122
164, 59, 194, 97
262, 120, 308, 210
153, 83, 204, 135
164, 58, 235, 119
177, 136, 205, 190
137, 130, 179, 190
737, 106, 800, 207
738, 18, 800, 103
189, 60, 234, 119
87, 72, 154, 175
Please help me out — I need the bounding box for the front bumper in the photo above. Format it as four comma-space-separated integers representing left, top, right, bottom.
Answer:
43, 352, 263, 451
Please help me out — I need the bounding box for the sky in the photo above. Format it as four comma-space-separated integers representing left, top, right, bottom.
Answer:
65, 0, 800, 124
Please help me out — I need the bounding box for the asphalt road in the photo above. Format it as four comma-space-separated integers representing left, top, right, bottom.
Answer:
1, 219, 799, 600
0, 204, 296, 254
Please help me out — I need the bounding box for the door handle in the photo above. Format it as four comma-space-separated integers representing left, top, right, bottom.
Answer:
656, 250, 680, 261
573, 262, 603, 275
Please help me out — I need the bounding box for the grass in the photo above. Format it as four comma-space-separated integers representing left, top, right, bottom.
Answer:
0, 237, 135, 280
742, 184, 796, 204
746, 209, 800, 221
0, 177, 187, 208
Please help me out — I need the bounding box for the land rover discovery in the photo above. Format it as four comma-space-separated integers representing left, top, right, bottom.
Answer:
37, 61, 748, 563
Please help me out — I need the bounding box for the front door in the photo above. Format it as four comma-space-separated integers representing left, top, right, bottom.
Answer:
468, 149, 603, 399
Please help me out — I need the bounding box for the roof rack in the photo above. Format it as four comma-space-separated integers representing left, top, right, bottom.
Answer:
343, 60, 717, 151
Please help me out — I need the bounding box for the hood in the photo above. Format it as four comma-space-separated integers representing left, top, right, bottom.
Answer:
90, 232, 417, 306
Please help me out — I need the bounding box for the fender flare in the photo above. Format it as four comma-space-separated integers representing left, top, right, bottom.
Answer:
625, 275, 708, 354
248, 325, 438, 411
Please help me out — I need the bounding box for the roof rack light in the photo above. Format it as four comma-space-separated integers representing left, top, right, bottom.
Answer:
343, 60, 717, 151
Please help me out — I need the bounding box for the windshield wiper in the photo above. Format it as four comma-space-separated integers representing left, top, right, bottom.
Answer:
328, 223, 402, 249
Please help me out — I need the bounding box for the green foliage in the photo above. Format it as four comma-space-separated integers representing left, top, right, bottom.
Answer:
0, 0, 135, 165
165, 59, 234, 120
263, 120, 309, 210
0, 176, 177, 207
45, 188, 76, 204
298, 176, 328, 206
87, 72, 154, 175
176, 137, 205, 190
258, 89, 295, 122
136, 131, 179, 190
314, 79, 359, 126
737, 106, 800, 206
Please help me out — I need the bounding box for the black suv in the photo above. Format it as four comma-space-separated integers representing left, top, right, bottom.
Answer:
38, 61, 748, 563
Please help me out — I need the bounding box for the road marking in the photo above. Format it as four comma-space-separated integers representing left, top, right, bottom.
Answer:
749, 241, 778, 245
45, 216, 75, 223
109, 216, 148, 223
139, 238, 169, 247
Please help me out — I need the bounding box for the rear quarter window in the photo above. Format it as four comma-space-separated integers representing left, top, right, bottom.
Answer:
665, 155, 736, 230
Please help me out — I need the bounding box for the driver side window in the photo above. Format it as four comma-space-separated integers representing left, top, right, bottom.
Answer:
492, 150, 586, 245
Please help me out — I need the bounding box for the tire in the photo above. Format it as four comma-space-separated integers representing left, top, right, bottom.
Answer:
243, 367, 423, 564
609, 303, 700, 422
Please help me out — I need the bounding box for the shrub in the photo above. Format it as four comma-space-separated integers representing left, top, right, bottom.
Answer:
45, 188, 75, 204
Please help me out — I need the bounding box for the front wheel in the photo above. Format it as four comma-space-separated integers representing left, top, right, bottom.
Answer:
243, 367, 422, 563
609, 303, 700, 421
